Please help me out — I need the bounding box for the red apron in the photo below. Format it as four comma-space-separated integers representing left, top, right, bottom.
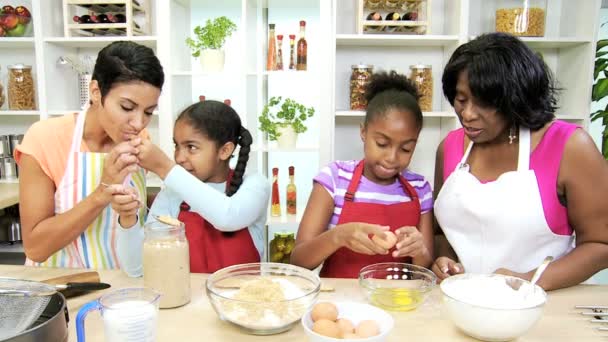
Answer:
178, 172, 260, 273
320, 160, 421, 278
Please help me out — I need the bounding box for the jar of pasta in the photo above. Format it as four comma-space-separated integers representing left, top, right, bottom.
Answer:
496, 0, 546, 37
0, 65, 5, 109
143, 219, 191, 309
7, 64, 36, 110
350, 64, 373, 111
409, 64, 432, 112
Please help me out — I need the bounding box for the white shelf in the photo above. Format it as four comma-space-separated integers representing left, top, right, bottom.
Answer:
267, 214, 300, 225
0, 110, 40, 116
468, 36, 592, 49
336, 34, 460, 47
0, 243, 24, 254
0, 38, 35, 48
252, 144, 319, 153
44, 36, 157, 48
0, 178, 19, 184
336, 110, 455, 118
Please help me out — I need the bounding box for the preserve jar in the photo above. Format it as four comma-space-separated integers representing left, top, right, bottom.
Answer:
409, 64, 433, 112
143, 220, 191, 309
350, 64, 374, 110
269, 231, 295, 263
7, 64, 36, 110
495, 0, 546, 37
0, 65, 5, 109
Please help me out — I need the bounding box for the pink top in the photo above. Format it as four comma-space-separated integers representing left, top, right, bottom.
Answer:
442, 120, 578, 236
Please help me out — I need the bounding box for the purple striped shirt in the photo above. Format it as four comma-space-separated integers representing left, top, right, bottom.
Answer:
314, 160, 434, 227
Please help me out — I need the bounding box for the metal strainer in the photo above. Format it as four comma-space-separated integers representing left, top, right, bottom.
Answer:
0, 278, 56, 340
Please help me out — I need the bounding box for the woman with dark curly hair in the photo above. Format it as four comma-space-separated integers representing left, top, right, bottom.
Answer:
291, 71, 434, 278
433, 32, 608, 290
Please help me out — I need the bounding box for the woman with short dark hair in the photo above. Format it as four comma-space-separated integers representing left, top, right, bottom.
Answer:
433, 32, 608, 290
15, 41, 164, 275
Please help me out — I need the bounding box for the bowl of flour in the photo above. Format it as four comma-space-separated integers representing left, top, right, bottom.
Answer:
440, 273, 547, 341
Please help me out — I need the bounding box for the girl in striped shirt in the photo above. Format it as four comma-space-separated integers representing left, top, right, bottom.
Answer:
291, 71, 434, 278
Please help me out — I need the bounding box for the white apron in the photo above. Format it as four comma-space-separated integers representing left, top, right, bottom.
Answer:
26, 109, 147, 269
435, 127, 574, 274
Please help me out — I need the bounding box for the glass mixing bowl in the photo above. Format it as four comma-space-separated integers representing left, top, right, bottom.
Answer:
206, 262, 321, 335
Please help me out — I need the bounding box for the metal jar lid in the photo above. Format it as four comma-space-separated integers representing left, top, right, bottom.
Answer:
8, 63, 32, 70
410, 64, 432, 69
351, 64, 373, 69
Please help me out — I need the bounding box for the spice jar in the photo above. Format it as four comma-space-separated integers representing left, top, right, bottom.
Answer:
7, 64, 36, 110
269, 231, 295, 263
409, 64, 433, 112
0, 65, 5, 109
495, 0, 546, 37
143, 220, 191, 309
350, 64, 373, 111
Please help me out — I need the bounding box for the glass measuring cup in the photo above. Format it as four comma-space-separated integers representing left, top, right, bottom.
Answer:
76, 287, 161, 342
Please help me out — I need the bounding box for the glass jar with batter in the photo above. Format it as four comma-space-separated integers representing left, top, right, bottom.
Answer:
143, 219, 191, 309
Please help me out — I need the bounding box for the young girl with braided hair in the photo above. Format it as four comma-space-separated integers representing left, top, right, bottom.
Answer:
125, 100, 269, 274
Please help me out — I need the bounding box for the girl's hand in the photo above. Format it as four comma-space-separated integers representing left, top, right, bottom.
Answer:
100, 138, 142, 186
333, 222, 390, 255
431, 256, 464, 282
105, 184, 141, 228
392, 226, 428, 258
136, 139, 175, 178
494, 268, 529, 281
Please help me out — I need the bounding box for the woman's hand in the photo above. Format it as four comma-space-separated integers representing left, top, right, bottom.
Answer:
136, 139, 175, 179
333, 222, 390, 255
431, 256, 464, 282
100, 138, 142, 186
392, 226, 428, 258
104, 184, 141, 228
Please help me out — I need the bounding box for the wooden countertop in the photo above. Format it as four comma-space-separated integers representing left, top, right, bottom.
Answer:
1, 265, 606, 341
0, 183, 19, 210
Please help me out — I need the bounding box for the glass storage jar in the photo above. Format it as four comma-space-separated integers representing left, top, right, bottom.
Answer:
0, 65, 5, 109
143, 220, 191, 309
495, 0, 546, 37
409, 64, 433, 112
350, 64, 374, 110
269, 231, 295, 263
7, 64, 36, 110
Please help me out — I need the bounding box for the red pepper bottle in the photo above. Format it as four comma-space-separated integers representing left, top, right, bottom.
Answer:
271, 167, 281, 217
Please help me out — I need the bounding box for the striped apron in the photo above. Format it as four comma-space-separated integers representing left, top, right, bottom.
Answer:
26, 109, 147, 269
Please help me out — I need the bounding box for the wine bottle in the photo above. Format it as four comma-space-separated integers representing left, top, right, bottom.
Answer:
73, 15, 93, 24
108, 13, 126, 23
366, 12, 382, 31
385, 12, 401, 32
91, 14, 110, 23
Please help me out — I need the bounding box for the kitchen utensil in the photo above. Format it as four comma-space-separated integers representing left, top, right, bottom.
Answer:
575, 305, 608, 332
0, 278, 109, 297
301, 301, 394, 342
358, 262, 436, 311
1, 292, 69, 342
440, 273, 546, 342
506, 256, 553, 291
206, 262, 320, 335
0, 279, 54, 339
76, 287, 161, 342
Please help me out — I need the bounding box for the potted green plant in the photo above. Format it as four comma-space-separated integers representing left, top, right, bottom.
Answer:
591, 38, 608, 160
259, 96, 315, 148
185, 16, 237, 72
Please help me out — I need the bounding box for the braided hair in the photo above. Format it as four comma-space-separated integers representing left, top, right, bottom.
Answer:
176, 100, 253, 196
364, 70, 423, 131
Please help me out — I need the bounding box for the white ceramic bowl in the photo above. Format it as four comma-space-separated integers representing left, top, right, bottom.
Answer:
440, 274, 547, 342
301, 301, 394, 342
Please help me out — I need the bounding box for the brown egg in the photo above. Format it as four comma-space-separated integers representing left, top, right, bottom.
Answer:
342, 332, 361, 339
311, 302, 339, 322
312, 319, 342, 338
356, 320, 380, 338
336, 318, 355, 334
372, 231, 397, 249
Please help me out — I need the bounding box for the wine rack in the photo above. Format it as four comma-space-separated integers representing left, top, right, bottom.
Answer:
356, 0, 431, 34
62, 0, 150, 37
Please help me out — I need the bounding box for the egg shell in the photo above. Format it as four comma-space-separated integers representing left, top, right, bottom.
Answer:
312, 319, 342, 338
336, 318, 355, 334
356, 320, 380, 338
311, 302, 339, 322
371, 231, 397, 249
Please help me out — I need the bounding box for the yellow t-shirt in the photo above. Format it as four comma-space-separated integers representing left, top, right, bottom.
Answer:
15, 113, 149, 188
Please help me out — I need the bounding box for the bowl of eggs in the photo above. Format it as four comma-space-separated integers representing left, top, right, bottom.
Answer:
440, 273, 547, 341
206, 262, 321, 335
358, 262, 436, 311
302, 301, 394, 341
